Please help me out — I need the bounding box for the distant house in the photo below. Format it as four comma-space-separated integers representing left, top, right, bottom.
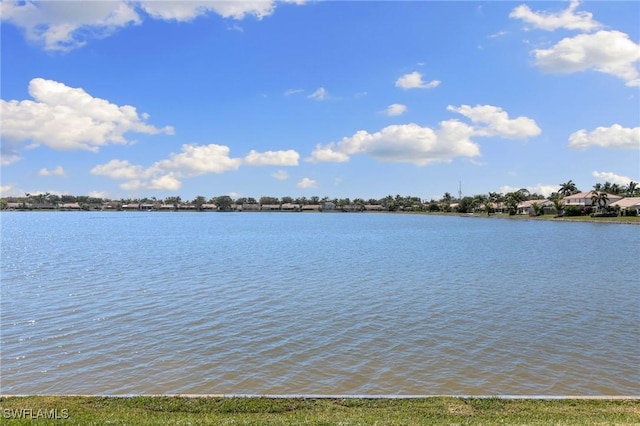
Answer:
281, 203, 300, 211
364, 204, 385, 212
261, 204, 280, 211
322, 202, 336, 211
301, 204, 321, 212
342, 204, 363, 212
241, 203, 260, 212
516, 199, 553, 215
201, 204, 217, 211
563, 191, 622, 209
178, 204, 196, 211
610, 197, 640, 215
59, 202, 82, 211
122, 203, 140, 211
158, 204, 175, 211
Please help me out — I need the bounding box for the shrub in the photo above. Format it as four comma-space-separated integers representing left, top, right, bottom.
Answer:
563, 205, 583, 216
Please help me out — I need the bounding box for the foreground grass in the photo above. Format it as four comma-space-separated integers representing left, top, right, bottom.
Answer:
1, 396, 638, 425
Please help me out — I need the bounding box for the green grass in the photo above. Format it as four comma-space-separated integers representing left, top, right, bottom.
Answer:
1, 396, 638, 425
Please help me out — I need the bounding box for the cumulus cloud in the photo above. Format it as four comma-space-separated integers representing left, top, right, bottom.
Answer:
1, 1, 140, 51
447, 104, 541, 139
308, 104, 540, 165
244, 149, 299, 166
297, 177, 317, 189
385, 104, 408, 116
533, 30, 640, 86
509, 0, 601, 32
92, 144, 300, 191
137, 1, 275, 22
284, 89, 304, 96
395, 72, 440, 90
1, 153, 21, 166
38, 166, 66, 176
592, 171, 634, 185
568, 124, 640, 150
308, 87, 329, 101
1, 1, 300, 52
499, 184, 560, 197
309, 121, 479, 166
1, 78, 174, 163
272, 170, 290, 181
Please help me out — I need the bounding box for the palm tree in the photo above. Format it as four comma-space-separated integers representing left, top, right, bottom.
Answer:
626, 181, 638, 197
591, 192, 609, 213
548, 192, 564, 217
559, 180, 578, 197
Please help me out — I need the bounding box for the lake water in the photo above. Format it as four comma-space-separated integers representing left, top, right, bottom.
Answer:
1, 212, 638, 396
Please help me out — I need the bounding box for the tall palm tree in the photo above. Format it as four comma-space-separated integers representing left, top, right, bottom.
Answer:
548, 192, 564, 217
591, 192, 609, 213
559, 180, 578, 197
626, 181, 638, 197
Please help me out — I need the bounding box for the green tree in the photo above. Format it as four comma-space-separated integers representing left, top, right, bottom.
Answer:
559, 180, 578, 197
548, 192, 564, 217
626, 181, 638, 197
591, 192, 609, 213
193, 195, 206, 211
215, 195, 233, 211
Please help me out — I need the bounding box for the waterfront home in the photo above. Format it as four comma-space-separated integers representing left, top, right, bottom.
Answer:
201, 204, 217, 211
158, 204, 175, 211
364, 204, 385, 212
563, 191, 622, 208
301, 204, 321, 212
281, 203, 301, 211
516, 199, 553, 215
59, 202, 81, 211
261, 204, 280, 211
322, 202, 336, 211
610, 197, 640, 215
241, 203, 260, 212
122, 203, 140, 211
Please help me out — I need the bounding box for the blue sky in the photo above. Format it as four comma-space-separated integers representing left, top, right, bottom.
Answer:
1, 0, 639, 201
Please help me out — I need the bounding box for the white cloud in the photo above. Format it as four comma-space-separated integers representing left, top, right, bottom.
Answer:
385, 104, 408, 116
533, 30, 640, 86
309, 121, 479, 166
88, 190, 109, 199
38, 166, 66, 176
1, 1, 141, 52
499, 184, 560, 197
154, 144, 243, 176
92, 144, 300, 192
309, 105, 540, 165
509, 0, 601, 32
1, 1, 299, 52
308, 87, 329, 101
91, 159, 148, 180
297, 177, 317, 189
447, 104, 541, 139
592, 171, 633, 186
568, 124, 640, 150
243, 149, 300, 166
272, 170, 290, 181
395, 72, 440, 90
137, 1, 275, 22
1, 153, 21, 166
0, 78, 173, 163
284, 89, 304, 96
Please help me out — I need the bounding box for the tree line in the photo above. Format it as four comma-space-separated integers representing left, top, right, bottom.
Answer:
2, 179, 638, 214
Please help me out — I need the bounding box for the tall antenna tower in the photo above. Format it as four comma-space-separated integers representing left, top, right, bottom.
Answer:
458, 180, 462, 200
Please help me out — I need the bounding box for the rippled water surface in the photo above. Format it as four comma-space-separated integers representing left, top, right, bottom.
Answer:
1, 212, 638, 395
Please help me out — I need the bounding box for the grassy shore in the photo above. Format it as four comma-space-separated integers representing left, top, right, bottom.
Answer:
1, 396, 639, 425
